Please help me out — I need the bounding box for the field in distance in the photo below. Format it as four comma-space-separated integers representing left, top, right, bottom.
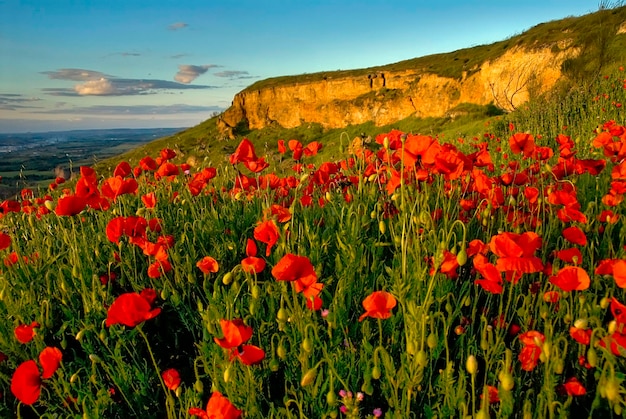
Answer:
0, 127, 184, 198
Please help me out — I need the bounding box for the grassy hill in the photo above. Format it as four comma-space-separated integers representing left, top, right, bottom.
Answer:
91, 4, 626, 178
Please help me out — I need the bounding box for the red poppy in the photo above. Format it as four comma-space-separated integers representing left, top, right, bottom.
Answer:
549, 266, 590, 292
558, 376, 587, 396
15, 321, 39, 344
253, 220, 279, 257
569, 326, 592, 345
139, 156, 158, 171
105, 291, 161, 328
197, 256, 219, 274
230, 138, 259, 165
39, 346, 62, 379
113, 161, 132, 178
101, 176, 139, 201
473, 254, 503, 294
0, 232, 11, 250
189, 391, 242, 419
562, 226, 587, 246
162, 368, 181, 391
358, 291, 397, 321
55, 195, 88, 216
271, 254, 318, 295
241, 256, 266, 274
518, 330, 545, 371
214, 319, 265, 366
509, 133, 536, 157
11, 360, 42, 405
160, 148, 176, 161
147, 259, 172, 278
489, 231, 543, 280
553, 248, 583, 265
267, 204, 291, 223
142, 192, 157, 208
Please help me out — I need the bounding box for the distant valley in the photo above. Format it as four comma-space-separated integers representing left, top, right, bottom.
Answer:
0, 127, 184, 198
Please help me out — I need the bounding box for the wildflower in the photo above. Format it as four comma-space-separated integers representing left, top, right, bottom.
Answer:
518, 331, 545, 371
549, 266, 590, 292
0, 232, 11, 250
197, 256, 219, 274
10, 360, 41, 405
253, 219, 279, 256
15, 321, 39, 344
105, 291, 161, 328
189, 391, 242, 419
39, 347, 62, 379
54, 195, 88, 216
162, 368, 181, 391
358, 291, 397, 321
509, 132, 536, 158
241, 239, 266, 274
11, 347, 62, 405
214, 319, 265, 366
562, 226, 587, 246
271, 254, 321, 298
558, 376, 587, 396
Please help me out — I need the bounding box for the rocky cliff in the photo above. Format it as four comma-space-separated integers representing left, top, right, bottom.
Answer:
217, 44, 578, 138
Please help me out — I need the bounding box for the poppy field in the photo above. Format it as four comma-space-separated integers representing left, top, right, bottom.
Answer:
1, 68, 626, 419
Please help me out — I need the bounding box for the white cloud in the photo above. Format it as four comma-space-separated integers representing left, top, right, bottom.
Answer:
174, 64, 218, 83
74, 78, 116, 95
213, 70, 252, 79
41, 68, 110, 81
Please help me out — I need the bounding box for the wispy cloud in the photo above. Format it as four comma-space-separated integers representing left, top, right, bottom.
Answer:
41, 68, 111, 81
168, 22, 188, 31
34, 104, 223, 115
0, 93, 42, 110
174, 64, 219, 83
170, 53, 190, 59
40, 68, 217, 96
213, 70, 253, 79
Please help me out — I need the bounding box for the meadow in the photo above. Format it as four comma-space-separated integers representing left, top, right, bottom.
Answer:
0, 67, 626, 419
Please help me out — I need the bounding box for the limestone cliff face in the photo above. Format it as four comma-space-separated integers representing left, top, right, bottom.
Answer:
218, 45, 579, 137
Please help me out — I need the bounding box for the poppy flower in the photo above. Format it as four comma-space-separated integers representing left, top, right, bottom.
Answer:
549, 266, 590, 292
197, 256, 219, 274
189, 391, 242, 419
162, 368, 181, 391
558, 376, 587, 396
509, 133, 536, 157
562, 226, 587, 246
39, 346, 62, 379
105, 291, 161, 328
15, 321, 39, 344
0, 232, 11, 250
113, 161, 132, 178
489, 231, 543, 281
147, 259, 172, 279
358, 291, 397, 321
271, 254, 318, 295
241, 256, 266, 274
10, 360, 42, 405
518, 330, 545, 371
55, 195, 88, 216
142, 192, 157, 209
214, 319, 265, 366
230, 138, 260, 165
569, 326, 592, 345
253, 220, 280, 257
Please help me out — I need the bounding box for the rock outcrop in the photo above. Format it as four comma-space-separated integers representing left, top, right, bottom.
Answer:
218, 45, 579, 138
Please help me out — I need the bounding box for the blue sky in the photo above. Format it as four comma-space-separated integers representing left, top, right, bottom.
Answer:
0, 0, 600, 133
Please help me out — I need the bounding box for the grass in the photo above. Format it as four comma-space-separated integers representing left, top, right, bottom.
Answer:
0, 64, 625, 418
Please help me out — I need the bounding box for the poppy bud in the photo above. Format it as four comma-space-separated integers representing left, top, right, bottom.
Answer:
222, 272, 233, 285
574, 318, 588, 329
456, 247, 468, 266
416, 350, 428, 368
251, 285, 260, 299
372, 365, 381, 380
194, 380, 204, 394
378, 220, 386, 235
423, 334, 435, 351
499, 371, 514, 391
223, 367, 231, 383
277, 308, 288, 323
587, 347, 598, 368
302, 337, 313, 353
269, 358, 280, 372
326, 389, 337, 405
277, 344, 287, 360
466, 355, 478, 375
300, 367, 317, 387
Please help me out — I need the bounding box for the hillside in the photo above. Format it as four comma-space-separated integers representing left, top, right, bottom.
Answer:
214, 6, 626, 137
95, 4, 626, 175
